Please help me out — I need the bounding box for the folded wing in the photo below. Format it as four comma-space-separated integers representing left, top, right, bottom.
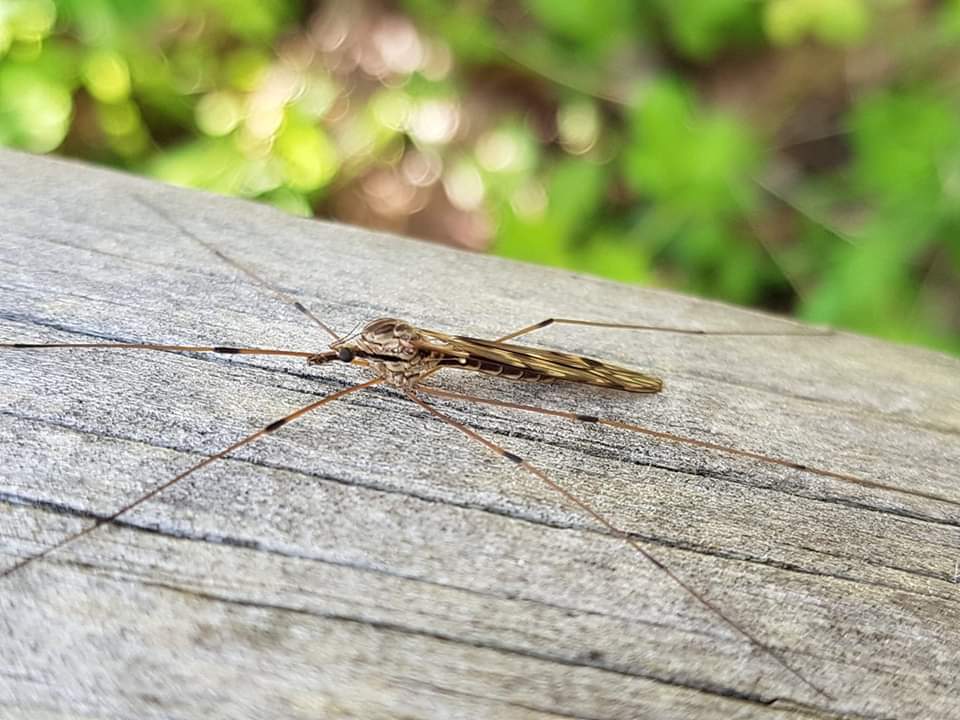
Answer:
418, 330, 662, 394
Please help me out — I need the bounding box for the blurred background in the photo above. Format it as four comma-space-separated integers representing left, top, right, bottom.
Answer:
0, 0, 957, 354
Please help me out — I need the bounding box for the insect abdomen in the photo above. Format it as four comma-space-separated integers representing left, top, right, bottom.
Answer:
443, 357, 550, 383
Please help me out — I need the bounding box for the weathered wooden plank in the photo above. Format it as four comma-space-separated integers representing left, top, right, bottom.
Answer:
0, 148, 958, 719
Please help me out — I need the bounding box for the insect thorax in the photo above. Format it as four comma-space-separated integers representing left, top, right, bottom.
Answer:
355, 318, 442, 389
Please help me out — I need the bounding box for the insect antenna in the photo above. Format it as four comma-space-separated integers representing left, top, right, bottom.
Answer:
407, 390, 834, 700
0, 377, 382, 580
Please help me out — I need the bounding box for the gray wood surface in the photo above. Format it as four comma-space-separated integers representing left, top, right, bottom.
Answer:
0, 148, 958, 720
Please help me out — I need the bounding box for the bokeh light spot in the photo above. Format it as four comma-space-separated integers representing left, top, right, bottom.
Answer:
244, 105, 284, 141
444, 159, 485, 210
98, 99, 141, 137
297, 74, 338, 118
370, 88, 412, 131
402, 149, 442, 187
275, 117, 339, 191
410, 98, 459, 145
373, 16, 423, 75
476, 126, 536, 173
83, 50, 131, 103
196, 91, 243, 137
0, 65, 71, 152
7, 0, 56, 42
511, 181, 548, 219
558, 100, 600, 155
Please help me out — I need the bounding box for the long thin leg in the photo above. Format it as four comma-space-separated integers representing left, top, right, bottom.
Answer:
417, 386, 959, 509
406, 390, 832, 701
1, 377, 383, 580
1, 341, 320, 358
495, 317, 833, 343
130, 193, 341, 342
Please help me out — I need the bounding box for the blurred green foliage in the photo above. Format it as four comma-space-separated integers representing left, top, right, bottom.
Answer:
1, 0, 957, 354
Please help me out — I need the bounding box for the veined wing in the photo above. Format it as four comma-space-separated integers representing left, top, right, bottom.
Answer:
418, 329, 663, 393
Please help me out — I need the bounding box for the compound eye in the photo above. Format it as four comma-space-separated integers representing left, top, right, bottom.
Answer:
338, 347, 355, 362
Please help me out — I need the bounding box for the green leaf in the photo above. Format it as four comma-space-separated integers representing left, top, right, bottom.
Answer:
493, 158, 607, 268
623, 79, 760, 218
850, 90, 960, 206
576, 230, 650, 283
521, 0, 638, 53
654, 0, 761, 58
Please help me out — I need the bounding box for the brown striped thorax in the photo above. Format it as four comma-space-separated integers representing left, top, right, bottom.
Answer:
309, 317, 664, 394
318, 318, 447, 389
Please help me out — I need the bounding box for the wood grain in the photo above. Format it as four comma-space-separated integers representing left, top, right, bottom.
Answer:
0, 148, 958, 720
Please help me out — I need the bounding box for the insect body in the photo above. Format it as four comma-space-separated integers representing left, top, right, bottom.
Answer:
316, 318, 663, 393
